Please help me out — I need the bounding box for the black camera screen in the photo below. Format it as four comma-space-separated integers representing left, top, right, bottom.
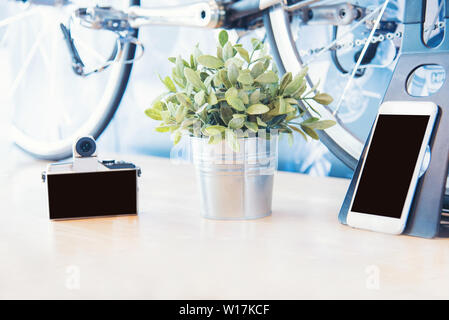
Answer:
47, 170, 137, 219
351, 114, 430, 219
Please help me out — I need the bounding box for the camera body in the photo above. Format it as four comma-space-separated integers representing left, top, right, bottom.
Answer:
43, 136, 141, 220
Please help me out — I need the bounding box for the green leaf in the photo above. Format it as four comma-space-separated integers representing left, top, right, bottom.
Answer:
303, 99, 321, 116
256, 117, 267, 127
220, 103, 233, 125
293, 81, 307, 99
251, 38, 262, 50
245, 121, 258, 133
235, 47, 250, 63
193, 44, 202, 60
313, 93, 334, 105
232, 114, 247, 119
297, 66, 309, 79
237, 70, 254, 85
197, 55, 224, 69
300, 125, 319, 140
225, 129, 240, 152
196, 103, 208, 114
165, 102, 176, 117
172, 70, 186, 89
174, 105, 186, 123
283, 73, 305, 97
302, 119, 336, 130
227, 63, 239, 85
208, 134, 222, 145
227, 96, 245, 111
194, 90, 206, 106
213, 72, 223, 87
228, 117, 245, 130
152, 100, 165, 111
219, 30, 228, 47
304, 79, 321, 97
207, 108, 219, 114
301, 117, 320, 124
225, 88, 244, 111
180, 118, 196, 129
237, 91, 247, 105
249, 89, 261, 104
208, 92, 218, 106
255, 71, 279, 84
173, 130, 182, 145
216, 45, 223, 60
184, 68, 206, 90
279, 97, 288, 114
175, 55, 185, 79
225, 87, 238, 99
190, 54, 196, 69
223, 42, 234, 61
267, 98, 291, 116
267, 114, 287, 127
176, 93, 193, 109
204, 74, 215, 89
271, 60, 278, 73
159, 75, 176, 92
145, 108, 162, 121
284, 98, 299, 105
247, 103, 269, 115
155, 125, 173, 133
203, 125, 226, 136
218, 69, 232, 88
289, 125, 307, 141
280, 72, 292, 92
225, 57, 244, 69
250, 61, 266, 79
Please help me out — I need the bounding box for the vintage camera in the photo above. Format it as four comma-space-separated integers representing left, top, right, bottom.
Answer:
42, 136, 141, 220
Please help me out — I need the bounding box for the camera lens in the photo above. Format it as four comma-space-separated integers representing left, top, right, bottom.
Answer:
75, 137, 96, 157
80, 141, 92, 153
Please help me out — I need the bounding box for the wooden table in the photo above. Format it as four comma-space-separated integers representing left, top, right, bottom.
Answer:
1, 155, 448, 299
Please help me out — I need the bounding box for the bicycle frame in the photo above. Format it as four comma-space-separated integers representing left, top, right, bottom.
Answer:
74, 0, 363, 31
62, 0, 365, 76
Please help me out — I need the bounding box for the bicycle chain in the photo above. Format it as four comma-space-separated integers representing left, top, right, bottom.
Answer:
298, 21, 446, 58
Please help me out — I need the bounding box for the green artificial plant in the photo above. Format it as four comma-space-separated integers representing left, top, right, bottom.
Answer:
145, 30, 335, 151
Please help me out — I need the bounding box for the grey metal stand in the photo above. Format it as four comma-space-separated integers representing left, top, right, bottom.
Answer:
339, 0, 449, 238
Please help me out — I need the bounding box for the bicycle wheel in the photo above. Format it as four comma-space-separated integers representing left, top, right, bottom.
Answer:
264, 0, 449, 207
264, 0, 399, 169
1, 0, 140, 160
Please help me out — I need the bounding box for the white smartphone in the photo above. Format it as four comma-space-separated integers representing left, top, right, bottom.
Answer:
347, 101, 438, 234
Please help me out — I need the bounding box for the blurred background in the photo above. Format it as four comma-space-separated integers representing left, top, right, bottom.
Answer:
0, 0, 445, 179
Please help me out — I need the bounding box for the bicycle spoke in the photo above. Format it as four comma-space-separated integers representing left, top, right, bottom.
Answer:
8, 25, 47, 100
0, 9, 38, 29
0, 25, 11, 47
75, 37, 111, 63
424, 0, 444, 43
4, 0, 136, 159
38, 40, 51, 69
333, 0, 390, 116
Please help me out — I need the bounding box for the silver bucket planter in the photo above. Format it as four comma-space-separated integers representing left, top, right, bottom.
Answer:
191, 134, 278, 220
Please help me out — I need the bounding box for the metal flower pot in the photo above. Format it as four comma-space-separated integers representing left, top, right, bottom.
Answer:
191, 134, 278, 220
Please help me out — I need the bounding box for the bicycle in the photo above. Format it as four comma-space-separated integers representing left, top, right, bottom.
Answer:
1, 0, 448, 208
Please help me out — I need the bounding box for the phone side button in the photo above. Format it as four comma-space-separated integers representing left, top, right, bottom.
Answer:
418, 145, 431, 179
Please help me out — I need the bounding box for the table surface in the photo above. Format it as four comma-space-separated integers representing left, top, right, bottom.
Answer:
1, 154, 449, 299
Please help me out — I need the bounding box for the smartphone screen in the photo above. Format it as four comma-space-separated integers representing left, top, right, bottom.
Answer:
351, 114, 430, 219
